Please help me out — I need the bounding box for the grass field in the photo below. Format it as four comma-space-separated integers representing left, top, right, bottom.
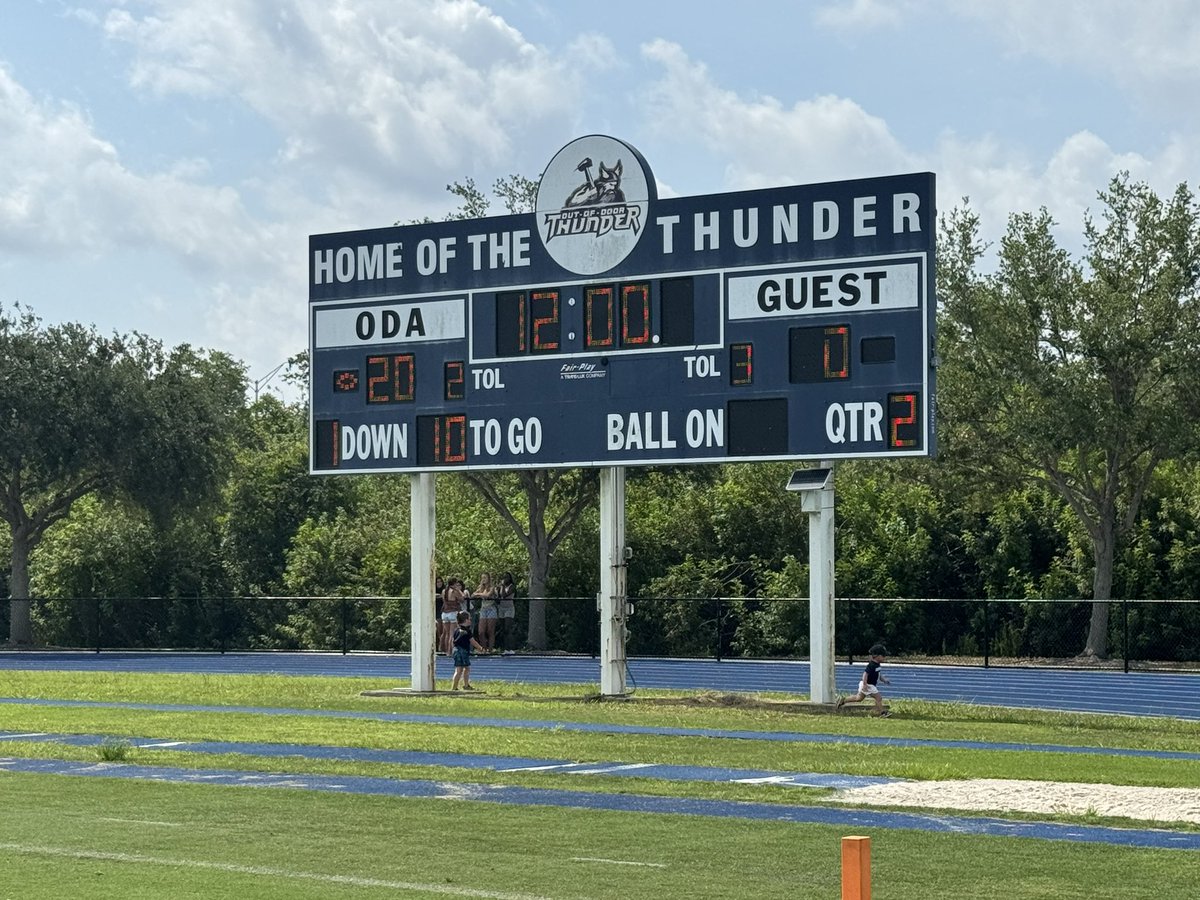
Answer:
1, 670, 1197, 899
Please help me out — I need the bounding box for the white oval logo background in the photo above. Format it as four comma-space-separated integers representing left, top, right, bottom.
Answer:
536, 135, 653, 276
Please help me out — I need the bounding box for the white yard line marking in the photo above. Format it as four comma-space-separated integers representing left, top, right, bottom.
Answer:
498, 763, 577, 772
0, 733, 49, 739
566, 764, 656, 776
137, 741, 188, 748
0, 841, 556, 899
570, 857, 667, 868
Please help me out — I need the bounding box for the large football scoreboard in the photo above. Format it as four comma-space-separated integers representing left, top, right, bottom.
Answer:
309, 136, 935, 474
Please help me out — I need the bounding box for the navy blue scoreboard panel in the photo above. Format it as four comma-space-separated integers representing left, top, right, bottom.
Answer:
310, 153, 935, 474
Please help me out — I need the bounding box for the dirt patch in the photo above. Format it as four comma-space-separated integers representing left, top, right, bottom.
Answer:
825, 778, 1200, 826
512, 690, 833, 712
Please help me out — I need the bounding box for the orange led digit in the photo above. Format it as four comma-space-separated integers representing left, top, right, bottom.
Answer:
621, 283, 651, 346
585, 285, 615, 348
366, 355, 389, 402
823, 325, 849, 379
531, 290, 560, 352
392, 353, 415, 401
888, 392, 919, 448
444, 361, 465, 401
730, 343, 753, 385
438, 414, 468, 463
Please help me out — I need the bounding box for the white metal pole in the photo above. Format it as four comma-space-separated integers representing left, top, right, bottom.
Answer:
599, 466, 628, 696
803, 480, 836, 703
409, 472, 437, 692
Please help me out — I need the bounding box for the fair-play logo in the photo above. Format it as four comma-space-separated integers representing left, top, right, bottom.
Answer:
536, 135, 655, 276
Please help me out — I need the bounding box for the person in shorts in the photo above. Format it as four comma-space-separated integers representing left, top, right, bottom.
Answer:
835, 644, 892, 717
433, 576, 446, 656
473, 572, 498, 652
450, 611, 483, 691
440, 578, 464, 656
496, 572, 517, 654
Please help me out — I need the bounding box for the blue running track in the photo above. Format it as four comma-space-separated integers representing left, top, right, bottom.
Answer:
1, 650, 1198, 719
2, 697, 1199, 761
2, 756, 1196, 851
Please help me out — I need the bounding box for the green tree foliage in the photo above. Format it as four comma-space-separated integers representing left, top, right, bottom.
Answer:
937, 175, 1200, 657
221, 394, 357, 595
422, 176, 598, 649
27, 494, 231, 649
0, 306, 246, 645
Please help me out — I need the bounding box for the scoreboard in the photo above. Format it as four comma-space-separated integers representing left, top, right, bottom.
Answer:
309, 136, 935, 474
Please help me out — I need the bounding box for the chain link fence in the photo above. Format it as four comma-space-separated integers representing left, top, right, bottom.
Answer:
3, 595, 1198, 672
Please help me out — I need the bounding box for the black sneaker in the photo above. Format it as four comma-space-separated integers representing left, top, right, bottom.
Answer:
834, 697, 845, 711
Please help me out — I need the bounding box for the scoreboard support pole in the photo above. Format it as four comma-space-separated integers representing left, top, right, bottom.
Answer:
599, 466, 629, 697
410, 472, 437, 692
800, 468, 837, 704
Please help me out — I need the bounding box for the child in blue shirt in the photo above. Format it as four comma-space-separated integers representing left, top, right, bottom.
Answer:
451, 610, 484, 691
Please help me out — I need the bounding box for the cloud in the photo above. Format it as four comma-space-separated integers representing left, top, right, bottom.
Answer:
634, 39, 1200, 262
814, 0, 906, 30
950, 1, 1200, 101
100, 0, 603, 190
0, 66, 265, 270
930, 127, 1198, 258
639, 40, 916, 190
3, 1, 616, 380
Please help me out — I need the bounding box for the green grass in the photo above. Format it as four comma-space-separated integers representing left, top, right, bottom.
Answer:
2, 671, 1198, 789
0, 770, 1191, 899
0, 669, 1197, 898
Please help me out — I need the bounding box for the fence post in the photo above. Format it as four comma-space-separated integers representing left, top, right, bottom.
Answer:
715, 598, 724, 662
983, 598, 990, 669
341, 598, 349, 655
94, 597, 101, 653
1122, 598, 1130, 674
847, 599, 854, 667
219, 596, 226, 654
592, 596, 600, 659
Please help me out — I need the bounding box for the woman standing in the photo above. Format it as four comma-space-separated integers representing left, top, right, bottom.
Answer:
440, 578, 464, 656
497, 572, 517, 654
433, 576, 446, 655
474, 572, 498, 652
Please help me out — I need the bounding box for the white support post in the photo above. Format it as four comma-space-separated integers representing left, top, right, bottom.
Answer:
409, 472, 437, 692
801, 478, 836, 704
599, 466, 628, 696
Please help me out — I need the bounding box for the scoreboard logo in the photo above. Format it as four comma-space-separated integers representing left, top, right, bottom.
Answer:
536, 134, 654, 276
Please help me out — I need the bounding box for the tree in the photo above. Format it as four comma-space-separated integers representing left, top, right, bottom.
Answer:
427, 175, 598, 649
937, 175, 1200, 657
222, 393, 358, 594
1, 306, 246, 645
462, 468, 598, 647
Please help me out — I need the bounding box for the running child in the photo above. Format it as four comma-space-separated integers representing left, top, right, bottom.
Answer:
835, 644, 892, 717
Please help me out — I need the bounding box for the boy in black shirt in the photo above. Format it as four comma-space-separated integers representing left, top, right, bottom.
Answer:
835, 644, 892, 717
450, 610, 484, 691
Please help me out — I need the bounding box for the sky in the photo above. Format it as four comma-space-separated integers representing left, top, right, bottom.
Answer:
2, 0, 1198, 399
